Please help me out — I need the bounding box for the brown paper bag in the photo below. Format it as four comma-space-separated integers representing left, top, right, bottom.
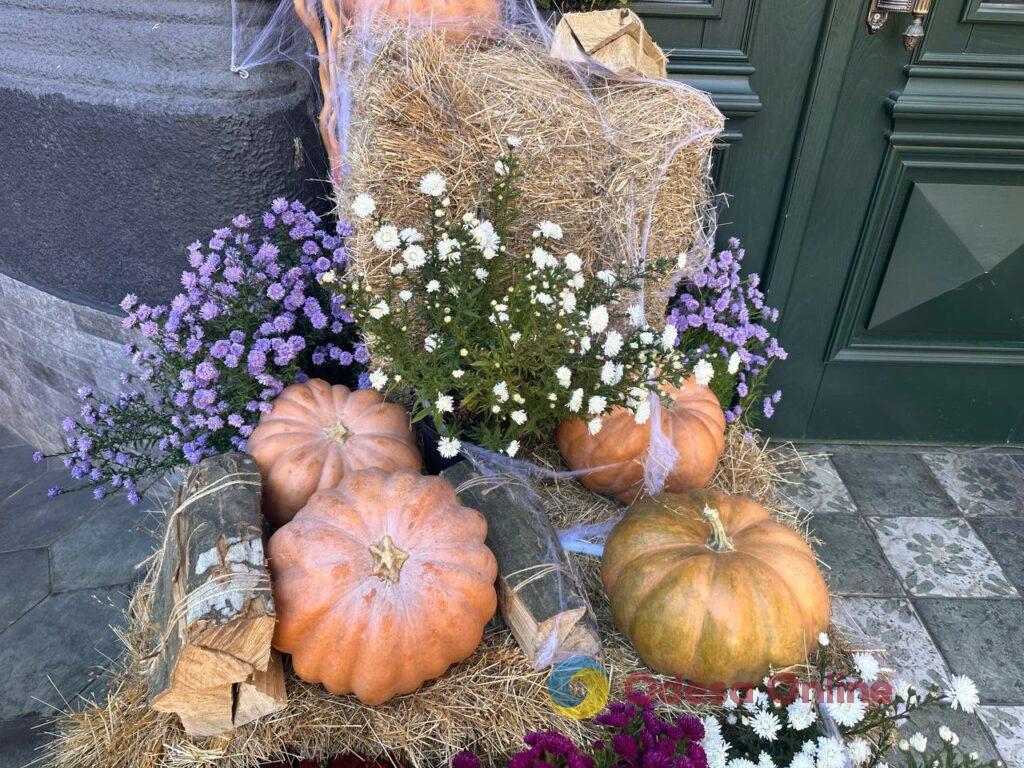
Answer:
549, 9, 667, 79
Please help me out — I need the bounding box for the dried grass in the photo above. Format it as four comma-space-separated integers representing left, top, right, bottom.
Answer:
339, 27, 724, 322
42, 429, 849, 768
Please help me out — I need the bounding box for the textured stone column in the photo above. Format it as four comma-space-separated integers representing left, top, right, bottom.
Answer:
0, 0, 327, 448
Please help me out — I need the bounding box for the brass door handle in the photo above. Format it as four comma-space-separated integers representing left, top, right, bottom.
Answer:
866, 0, 933, 51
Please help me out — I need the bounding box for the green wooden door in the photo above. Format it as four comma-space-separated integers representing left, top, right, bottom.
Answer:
644, 0, 1024, 444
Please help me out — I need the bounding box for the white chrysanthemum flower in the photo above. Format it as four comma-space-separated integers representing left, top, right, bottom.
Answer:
436, 237, 458, 257
389, 263, 405, 275
757, 752, 776, 768
506, 135, 521, 147
536, 292, 554, 306
848, 738, 871, 766
475, 268, 489, 281
898, 739, 910, 752
633, 398, 651, 425
537, 220, 563, 240
564, 252, 582, 272
435, 393, 454, 413
661, 324, 679, 351
403, 244, 427, 268
452, 369, 465, 379
509, 332, 522, 345
511, 410, 528, 426
938, 726, 959, 745
587, 417, 603, 435
823, 693, 867, 728
506, 440, 520, 457
908, 733, 927, 753
588, 395, 607, 415
424, 335, 439, 352
603, 330, 623, 357
853, 652, 880, 683
787, 754, 814, 768
493, 381, 510, 402
318, 269, 337, 284
555, 367, 572, 387
818, 632, 830, 646
494, 160, 509, 176
676, 251, 688, 270
351, 193, 376, 219
639, 330, 654, 345
418, 171, 447, 197
814, 737, 846, 768
368, 300, 390, 320
627, 304, 644, 327
368, 370, 388, 390
437, 436, 461, 459
750, 709, 781, 741
471, 220, 500, 251
426, 280, 441, 293
532, 246, 557, 270
568, 388, 583, 412
744, 689, 770, 712
560, 290, 577, 313
399, 290, 412, 302
786, 700, 817, 731
728, 350, 742, 374
592, 270, 613, 285
373, 225, 401, 252
588, 305, 609, 334
400, 227, 422, 243
601, 361, 623, 386
568, 273, 585, 289
728, 760, 756, 768
579, 335, 592, 352
944, 674, 980, 714
693, 358, 715, 386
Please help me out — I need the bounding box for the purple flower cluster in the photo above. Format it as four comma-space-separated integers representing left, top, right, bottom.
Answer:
510, 732, 595, 768
592, 700, 706, 768
49, 199, 361, 503
669, 238, 786, 422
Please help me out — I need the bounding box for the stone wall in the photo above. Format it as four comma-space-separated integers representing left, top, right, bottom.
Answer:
0, 274, 129, 451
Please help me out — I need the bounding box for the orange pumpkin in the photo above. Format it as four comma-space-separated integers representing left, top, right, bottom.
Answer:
269, 469, 498, 704
342, 0, 501, 38
556, 379, 726, 505
602, 490, 831, 686
246, 379, 421, 526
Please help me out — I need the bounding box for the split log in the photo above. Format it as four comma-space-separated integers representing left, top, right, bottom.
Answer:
234, 651, 288, 727
442, 462, 601, 668
147, 452, 281, 736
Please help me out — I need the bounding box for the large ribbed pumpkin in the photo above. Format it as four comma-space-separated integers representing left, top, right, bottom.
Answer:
556, 379, 726, 505
602, 490, 830, 686
269, 469, 498, 705
343, 0, 501, 37
246, 379, 421, 526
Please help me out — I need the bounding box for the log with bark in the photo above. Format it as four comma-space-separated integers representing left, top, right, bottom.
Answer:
442, 461, 601, 668
146, 452, 285, 737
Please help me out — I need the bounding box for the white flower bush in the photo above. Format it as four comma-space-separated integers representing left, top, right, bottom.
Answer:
330, 139, 694, 457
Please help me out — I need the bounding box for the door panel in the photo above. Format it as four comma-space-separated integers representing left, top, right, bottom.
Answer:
760, 0, 1024, 443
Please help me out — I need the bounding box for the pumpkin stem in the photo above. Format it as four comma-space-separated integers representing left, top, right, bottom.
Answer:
369, 535, 409, 583
702, 506, 734, 552
323, 419, 350, 444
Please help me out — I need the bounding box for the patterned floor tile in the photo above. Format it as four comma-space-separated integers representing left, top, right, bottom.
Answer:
832, 452, 960, 517
972, 517, 1024, 595
978, 706, 1024, 767
922, 452, 1024, 517
915, 599, 1024, 705
868, 516, 1018, 598
902, 702, 1001, 764
810, 515, 903, 596
831, 596, 949, 689
777, 450, 859, 516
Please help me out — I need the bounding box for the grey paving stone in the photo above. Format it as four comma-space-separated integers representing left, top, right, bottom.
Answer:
0, 444, 45, 506
831, 452, 960, 517
0, 549, 49, 629
0, 475, 94, 553
0, 714, 49, 768
978, 706, 1024, 767
810, 514, 903, 596
0, 426, 24, 450
0, 586, 129, 719
914, 598, 1024, 705
50, 496, 157, 592
923, 452, 1024, 517
894, 701, 1001, 766
972, 517, 1024, 595
778, 450, 859, 516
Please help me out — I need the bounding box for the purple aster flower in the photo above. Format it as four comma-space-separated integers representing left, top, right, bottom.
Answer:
452, 753, 480, 768
32, 450, 43, 463
47, 486, 63, 498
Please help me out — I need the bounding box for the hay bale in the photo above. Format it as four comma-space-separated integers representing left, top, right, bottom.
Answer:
42, 428, 848, 768
339, 27, 723, 322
